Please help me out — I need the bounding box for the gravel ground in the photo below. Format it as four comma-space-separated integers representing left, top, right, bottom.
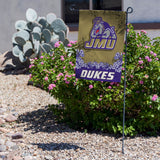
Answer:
0, 72, 160, 160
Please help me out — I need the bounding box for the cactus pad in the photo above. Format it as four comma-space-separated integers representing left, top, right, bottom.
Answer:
15, 30, 30, 46
12, 8, 69, 63
51, 18, 67, 34
46, 13, 57, 24
26, 8, 37, 22
15, 20, 27, 31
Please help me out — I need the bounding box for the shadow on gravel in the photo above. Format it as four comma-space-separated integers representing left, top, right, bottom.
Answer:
0, 51, 30, 75
17, 105, 160, 138
17, 105, 121, 138
31, 142, 85, 151
17, 105, 75, 134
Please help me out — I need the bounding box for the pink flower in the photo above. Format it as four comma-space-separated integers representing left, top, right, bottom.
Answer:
144, 75, 149, 78
65, 74, 71, 78
41, 62, 44, 65
72, 74, 75, 77
141, 30, 147, 34
65, 81, 70, 84
156, 58, 159, 61
130, 75, 133, 78
89, 85, 93, 89
52, 57, 55, 60
48, 84, 56, 90
34, 57, 37, 60
40, 56, 44, 59
54, 41, 60, 48
69, 61, 74, 66
110, 82, 114, 85
145, 56, 152, 62
108, 86, 112, 89
100, 95, 103, 97
138, 60, 143, 64
122, 67, 125, 71
145, 46, 149, 49
67, 43, 72, 47
57, 73, 63, 77
29, 64, 34, 68
70, 40, 77, 44
139, 80, 144, 84
63, 66, 66, 69
150, 51, 154, 55
152, 94, 158, 101
116, 83, 120, 86
99, 98, 102, 101
139, 57, 142, 60
153, 53, 157, 57
61, 57, 64, 61
44, 76, 48, 81
145, 56, 149, 60
127, 29, 129, 32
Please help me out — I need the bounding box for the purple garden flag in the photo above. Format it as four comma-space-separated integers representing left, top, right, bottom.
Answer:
76, 10, 126, 82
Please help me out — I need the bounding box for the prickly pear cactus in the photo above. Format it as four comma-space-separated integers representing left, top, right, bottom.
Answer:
12, 8, 69, 63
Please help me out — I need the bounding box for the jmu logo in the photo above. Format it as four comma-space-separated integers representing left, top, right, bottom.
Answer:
84, 17, 117, 50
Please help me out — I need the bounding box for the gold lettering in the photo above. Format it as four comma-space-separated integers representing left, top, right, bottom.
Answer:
106, 39, 116, 49
93, 39, 107, 49
85, 39, 95, 48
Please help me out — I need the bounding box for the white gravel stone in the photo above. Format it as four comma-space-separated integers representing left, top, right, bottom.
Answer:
0, 145, 6, 152
0, 72, 160, 159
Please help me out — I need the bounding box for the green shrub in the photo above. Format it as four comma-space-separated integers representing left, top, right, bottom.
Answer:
29, 24, 160, 136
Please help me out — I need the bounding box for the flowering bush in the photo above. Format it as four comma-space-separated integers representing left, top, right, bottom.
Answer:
30, 24, 160, 136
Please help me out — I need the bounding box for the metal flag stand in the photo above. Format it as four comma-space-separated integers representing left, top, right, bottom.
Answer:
122, 7, 133, 154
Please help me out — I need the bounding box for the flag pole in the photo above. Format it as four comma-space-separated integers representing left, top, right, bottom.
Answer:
122, 7, 133, 154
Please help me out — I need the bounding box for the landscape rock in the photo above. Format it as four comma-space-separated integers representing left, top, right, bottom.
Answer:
0, 118, 5, 125
11, 145, 19, 151
24, 156, 34, 160
0, 140, 5, 145
44, 155, 53, 160
0, 108, 7, 114
7, 154, 22, 160
6, 141, 16, 148
0, 155, 7, 159
0, 127, 10, 133
12, 133, 23, 139
0, 145, 6, 152
4, 114, 17, 122
5, 132, 13, 137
